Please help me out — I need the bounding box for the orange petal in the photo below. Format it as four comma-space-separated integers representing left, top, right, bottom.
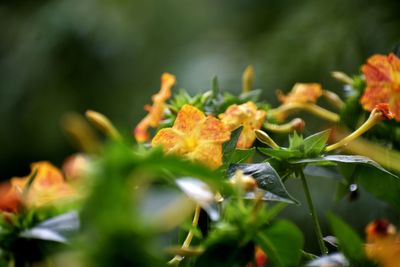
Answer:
11, 161, 75, 208
360, 85, 391, 111
133, 73, 176, 142
278, 83, 322, 104
236, 127, 257, 149
149, 73, 176, 127
200, 115, 230, 142
188, 142, 223, 169
0, 182, 22, 213
173, 105, 205, 135
134, 116, 151, 143
151, 128, 183, 154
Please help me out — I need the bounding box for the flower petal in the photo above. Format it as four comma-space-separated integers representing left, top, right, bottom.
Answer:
200, 115, 230, 142
278, 83, 322, 104
151, 128, 183, 154
188, 142, 223, 169
173, 104, 205, 135
134, 73, 176, 142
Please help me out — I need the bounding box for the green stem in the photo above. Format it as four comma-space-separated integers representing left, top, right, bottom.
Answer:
298, 169, 328, 255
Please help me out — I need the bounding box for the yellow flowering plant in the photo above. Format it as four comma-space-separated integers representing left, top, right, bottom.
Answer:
2, 53, 400, 267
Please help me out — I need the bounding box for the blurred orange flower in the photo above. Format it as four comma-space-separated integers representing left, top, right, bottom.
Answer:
219, 102, 266, 149
134, 73, 176, 142
360, 53, 400, 121
277, 83, 322, 104
11, 161, 76, 208
0, 182, 22, 213
365, 220, 400, 267
152, 104, 230, 169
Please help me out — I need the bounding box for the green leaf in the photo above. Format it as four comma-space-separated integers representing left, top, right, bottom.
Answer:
222, 126, 243, 164
229, 148, 255, 164
212, 76, 220, 96
357, 167, 400, 210
290, 155, 398, 178
303, 130, 330, 157
327, 213, 365, 263
255, 220, 304, 267
228, 163, 299, 204
289, 132, 304, 150
258, 147, 303, 160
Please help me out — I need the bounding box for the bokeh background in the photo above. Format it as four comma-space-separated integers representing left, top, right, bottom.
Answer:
1, 0, 400, 252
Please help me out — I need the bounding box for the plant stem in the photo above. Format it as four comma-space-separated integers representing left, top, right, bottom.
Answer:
298, 169, 328, 255
168, 205, 201, 266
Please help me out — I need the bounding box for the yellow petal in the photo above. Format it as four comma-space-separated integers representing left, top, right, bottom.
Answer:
189, 142, 223, 169
151, 128, 183, 154
173, 105, 205, 135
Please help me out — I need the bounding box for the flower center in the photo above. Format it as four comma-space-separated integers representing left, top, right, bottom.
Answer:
183, 136, 198, 152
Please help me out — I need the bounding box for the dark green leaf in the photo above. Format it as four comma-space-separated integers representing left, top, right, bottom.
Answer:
290, 155, 398, 178
327, 213, 365, 263
222, 126, 243, 164
357, 167, 400, 210
303, 130, 330, 157
244, 189, 296, 204
228, 163, 299, 204
258, 147, 302, 160
255, 220, 304, 267
195, 230, 253, 267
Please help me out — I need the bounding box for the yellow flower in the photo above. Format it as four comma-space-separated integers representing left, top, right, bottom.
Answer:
11, 161, 76, 208
277, 83, 322, 104
134, 73, 176, 142
360, 53, 400, 121
152, 104, 230, 169
219, 102, 266, 149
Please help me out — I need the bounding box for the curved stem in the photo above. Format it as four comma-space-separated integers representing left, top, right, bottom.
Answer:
168, 205, 201, 266
269, 103, 340, 122
298, 169, 328, 255
325, 113, 380, 152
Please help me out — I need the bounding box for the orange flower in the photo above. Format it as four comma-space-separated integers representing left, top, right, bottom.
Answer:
365, 220, 400, 267
152, 104, 230, 169
219, 102, 266, 149
360, 53, 400, 121
11, 161, 76, 208
134, 73, 176, 142
277, 83, 322, 104
0, 182, 22, 213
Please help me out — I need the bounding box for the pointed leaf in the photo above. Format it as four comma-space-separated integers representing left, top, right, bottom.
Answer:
222, 126, 243, 164
290, 155, 398, 178
258, 147, 302, 160
303, 130, 330, 157
229, 148, 255, 164
228, 163, 299, 204
289, 132, 304, 150
244, 189, 295, 204
19, 211, 80, 243
255, 220, 304, 267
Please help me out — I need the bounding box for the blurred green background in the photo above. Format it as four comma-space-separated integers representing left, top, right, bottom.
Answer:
2, 0, 400, 178
1, 0, 400, 253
